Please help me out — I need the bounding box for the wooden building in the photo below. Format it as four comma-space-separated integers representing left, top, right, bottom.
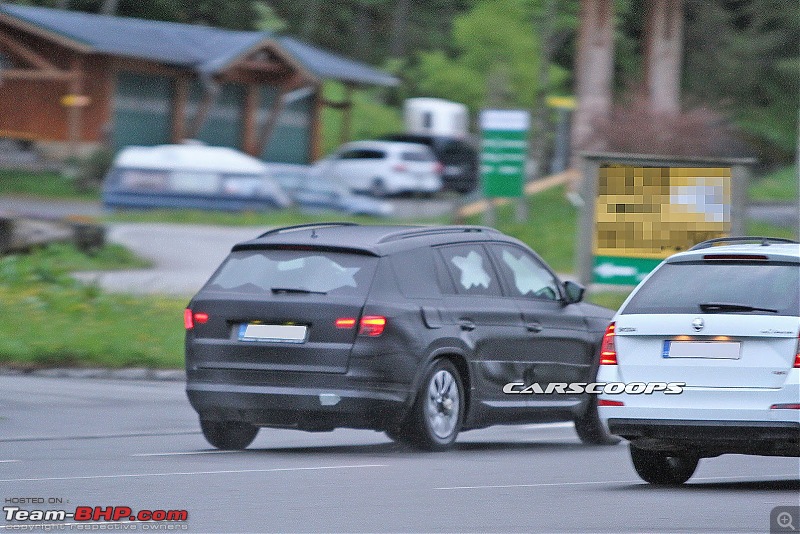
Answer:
0, 4, 398, 164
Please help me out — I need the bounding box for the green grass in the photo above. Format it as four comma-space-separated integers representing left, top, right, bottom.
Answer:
749, 165, 798, 202
466, 186, 579, 273
105, 207, 445, 227
0, 170, 99, 200
586, 291, 630, 311
0, 243, 182, 369
746, 220, 799, 241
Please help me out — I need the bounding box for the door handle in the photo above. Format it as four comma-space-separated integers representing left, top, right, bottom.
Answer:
458, 319, 476, 331
526, 322, 543, 333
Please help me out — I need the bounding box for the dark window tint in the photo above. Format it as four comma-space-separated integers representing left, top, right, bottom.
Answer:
401, 151, 435, 162
390, 247, 442, 299
205, 250, 378, 296
340, 149, 385, 160
623, 262, 800, 315
437, 245, 500, 296
491, 245, 560, 300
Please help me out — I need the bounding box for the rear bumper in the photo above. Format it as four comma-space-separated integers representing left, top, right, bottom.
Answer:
186, 378, 409, 432
609, 418, 800, 441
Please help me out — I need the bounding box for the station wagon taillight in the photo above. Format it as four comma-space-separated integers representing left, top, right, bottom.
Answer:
359, 316, 386, 337
599, 322, 617, 365
598, 399, 624, 407
795, 334, 800, 368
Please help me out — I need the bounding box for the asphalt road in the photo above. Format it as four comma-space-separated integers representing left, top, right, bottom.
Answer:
1, 375, 798, 533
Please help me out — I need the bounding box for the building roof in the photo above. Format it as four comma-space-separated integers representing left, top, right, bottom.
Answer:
0, 3, 398, 87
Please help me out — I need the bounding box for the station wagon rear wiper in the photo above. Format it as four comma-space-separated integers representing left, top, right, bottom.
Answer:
698, 303, 778, 313
271, 287, 327, 295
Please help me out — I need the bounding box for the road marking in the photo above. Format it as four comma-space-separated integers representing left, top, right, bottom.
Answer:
0, 464, 388, 483
520, 422, 574, 430
132, 450, 244, 457
436, 474, 798, 490
0, 460, 19, 463
0, 430, 200, 443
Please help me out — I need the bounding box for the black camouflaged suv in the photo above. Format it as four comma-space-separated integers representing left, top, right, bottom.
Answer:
185, 223, 615, 450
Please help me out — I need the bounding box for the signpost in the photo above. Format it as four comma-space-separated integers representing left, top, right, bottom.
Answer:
479, 109, 529, 198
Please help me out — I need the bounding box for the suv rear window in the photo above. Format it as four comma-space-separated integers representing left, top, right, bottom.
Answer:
204, 250, 378, 296
401, 151, 435, 162
623, 262, 800, 315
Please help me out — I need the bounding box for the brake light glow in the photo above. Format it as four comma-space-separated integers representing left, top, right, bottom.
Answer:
600, 322, 617, 365
184, 309, 208, 329
434, 161, 444, 174
359, 315, 386, 337
702, 254, 768, 261
795, 334, 800, 368
598, 399, 624, 407
771, 404, 800, 410
335, 317, 357, 329
392, 163, 408, 173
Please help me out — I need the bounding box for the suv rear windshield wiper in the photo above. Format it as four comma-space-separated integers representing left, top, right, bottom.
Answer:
271, 287, 327, 295
698, 302, 778, 314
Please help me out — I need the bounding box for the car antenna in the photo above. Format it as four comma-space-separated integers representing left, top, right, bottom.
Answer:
311, 228, 318, 239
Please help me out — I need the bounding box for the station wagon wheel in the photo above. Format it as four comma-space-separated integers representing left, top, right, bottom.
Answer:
629, 445, 699, 485
200, 420, 259, 450
407, 359, 464, 451
370, 178, 388, 198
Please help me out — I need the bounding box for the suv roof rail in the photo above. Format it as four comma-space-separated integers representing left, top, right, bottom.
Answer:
258, 222, 359, 238
377, 225, 499, 243
688, 236, 799, 251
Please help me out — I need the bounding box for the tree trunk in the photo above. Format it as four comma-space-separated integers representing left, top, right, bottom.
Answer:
643, 0, 684, 115
100, 0, 120, 15
570, 0, 615, 167
530, 0, 557, 180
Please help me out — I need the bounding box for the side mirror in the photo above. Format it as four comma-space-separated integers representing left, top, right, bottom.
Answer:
563, 280, 585, 304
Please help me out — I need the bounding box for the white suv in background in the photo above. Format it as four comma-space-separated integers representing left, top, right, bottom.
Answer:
311, 140, 443, 197
597, 237, 800, 485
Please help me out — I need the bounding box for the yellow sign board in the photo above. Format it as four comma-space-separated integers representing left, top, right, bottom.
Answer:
595, 165, 731, 260
60, 94, 91, 107
545, 96, 576, 109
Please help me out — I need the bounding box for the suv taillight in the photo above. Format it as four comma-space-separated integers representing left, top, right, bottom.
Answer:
600, 322, 617, 365
184, 309, 208, 330
359, 316, 386, 337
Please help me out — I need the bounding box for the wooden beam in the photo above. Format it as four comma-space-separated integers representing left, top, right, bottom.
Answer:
171, 76, 189, 143
255, 85, 286, 156
0, 29, 58, 70
0, 68, 75, 81
66, 55, 84, 161
241, 84, 260, 156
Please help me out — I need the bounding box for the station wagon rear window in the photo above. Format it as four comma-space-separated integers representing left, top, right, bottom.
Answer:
204, 250, 378, 296
623, 262, 800, 315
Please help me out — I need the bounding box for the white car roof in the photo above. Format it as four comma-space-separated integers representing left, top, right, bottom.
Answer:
113, 144, 268, 174
667, 242, 800, 263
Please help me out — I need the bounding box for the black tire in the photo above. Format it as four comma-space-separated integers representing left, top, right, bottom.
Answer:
404, 359, 465, 451
200, 420, 259, 450
574, 396, 621, 445
629, 445, 699, 485
384, 425, 412, 445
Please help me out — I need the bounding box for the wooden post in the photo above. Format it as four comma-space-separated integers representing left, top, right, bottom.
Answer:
241, 84, 260, 156
188, 80, 219, 139
339, 84, 354, 145
171, 76, 189, 143
66, 56, 84, 167
643, 0, 684, 115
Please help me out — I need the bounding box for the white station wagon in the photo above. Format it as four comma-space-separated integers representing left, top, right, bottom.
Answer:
597, 237, 800, 485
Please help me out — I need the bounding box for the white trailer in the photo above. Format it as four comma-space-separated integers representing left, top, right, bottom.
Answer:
404, 98, 469, 138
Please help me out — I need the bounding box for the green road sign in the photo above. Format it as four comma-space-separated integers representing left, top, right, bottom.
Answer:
592, 255, 663, 286
480, 109, 530, 198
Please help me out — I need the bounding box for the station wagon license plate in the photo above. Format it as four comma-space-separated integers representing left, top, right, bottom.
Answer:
662, 340, 741, 359
238, 324, 307, 343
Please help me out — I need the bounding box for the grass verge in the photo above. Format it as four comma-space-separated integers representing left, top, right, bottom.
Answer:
0, 243, 183, 369
749, 165, 798, 203
0, 170, 99, 200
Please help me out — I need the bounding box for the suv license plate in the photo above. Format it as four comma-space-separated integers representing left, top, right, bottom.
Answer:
663, 340, 741, 359
238, 324, 307, 343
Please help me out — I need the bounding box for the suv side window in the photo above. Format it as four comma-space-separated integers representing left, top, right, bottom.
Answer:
437, 244, 500, 296
491, 244, 561, 300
